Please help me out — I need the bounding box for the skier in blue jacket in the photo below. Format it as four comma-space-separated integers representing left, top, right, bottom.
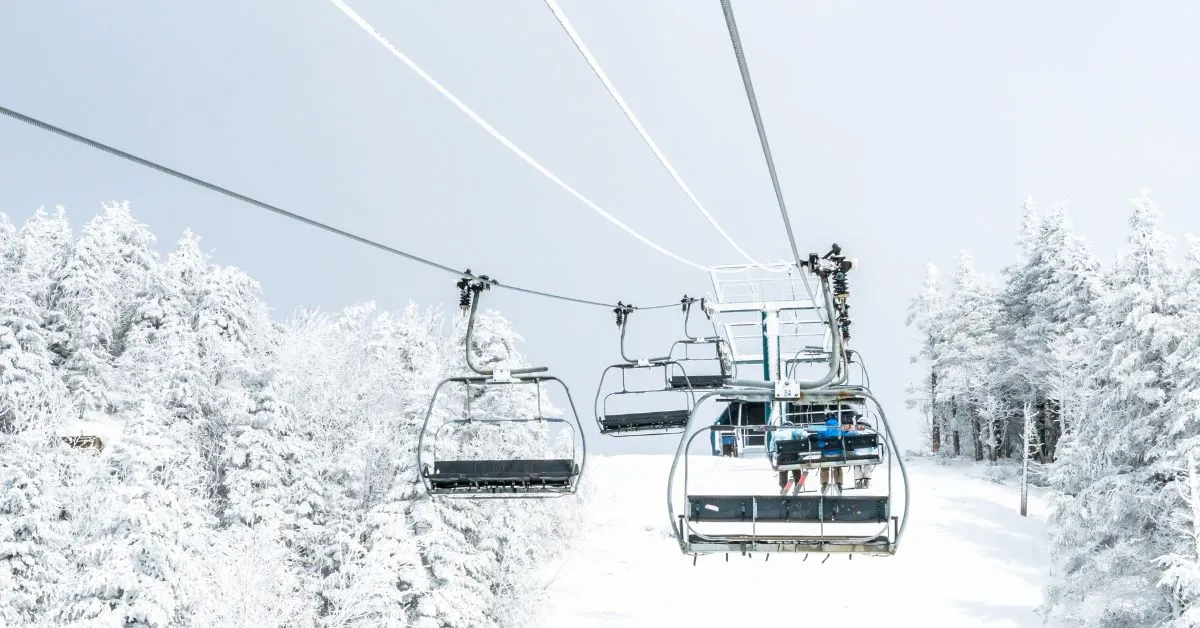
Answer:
816, 415, 846, 493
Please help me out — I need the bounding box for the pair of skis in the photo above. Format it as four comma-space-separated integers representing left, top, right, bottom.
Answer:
780, 473, 809, 495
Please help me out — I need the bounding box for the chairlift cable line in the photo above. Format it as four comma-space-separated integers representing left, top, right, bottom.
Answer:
329, 0, 709, 272
541, 0, 761, 267
718, 0, 827, 319
0, 103, 680, 312
717, 0, 800, 268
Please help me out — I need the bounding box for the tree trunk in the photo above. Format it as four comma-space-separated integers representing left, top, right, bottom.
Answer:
930, 371, 940, 453
1045, 397, 1062, 462
952, 396, 961, 456
1189, 452, 1200, 561
1032, 399, 1050, 464
973, 410, 984, 462
1021, 402, 1033, 517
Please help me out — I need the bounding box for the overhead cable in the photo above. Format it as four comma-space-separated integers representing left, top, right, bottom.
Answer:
0, 104, 680, 311
717, 0, 802, 270
718, 0, 825, 317
542, 0, 761, 267
329, 0, 709, 272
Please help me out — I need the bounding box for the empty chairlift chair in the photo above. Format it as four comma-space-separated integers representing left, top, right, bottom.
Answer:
666, 338, 733, 391
420, 380, 583, 497
594, 361, 695, 435
665, 297, 736, 392
594, 303, 697, 436
417, 276, 586, 498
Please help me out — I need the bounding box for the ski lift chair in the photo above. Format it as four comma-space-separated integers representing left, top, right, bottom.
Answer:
595, 363, 696, 435
668, 387, 908, 559
665, 297, 736, 391
666, 337, 734, 391
419, 376, 584, 497
417, 276, 586, 498
594, 304, 697, 436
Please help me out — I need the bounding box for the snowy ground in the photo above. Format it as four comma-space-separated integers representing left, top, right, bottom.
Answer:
538, 453, 1051, 627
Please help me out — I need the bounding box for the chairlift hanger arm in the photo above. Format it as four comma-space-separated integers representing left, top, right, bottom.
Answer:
680, 295, 725, 342
681, 295, 698, 341
460, 275, 547, 377
615, 303, 671, 365
784, 272, 843, 390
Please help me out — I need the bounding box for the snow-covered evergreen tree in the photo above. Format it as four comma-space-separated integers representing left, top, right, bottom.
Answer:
48, 211, 124, 413
995, 197, 1043, 412
1023, 204, 1105, 459
1046, 190, 1183, 625
1144, 232, 1200, 624
16, 206, 72, 310
0, 289, 67, 434
899, 190, 1200, 622
54, 398, 203, 627
936, 252, 1002, 459
220, 366, 296, 529
0, 212, 18, 282
191, 525, 311, 628
905, 263, 947, 453
0, 444, 69, 625
0, 200, 589, 626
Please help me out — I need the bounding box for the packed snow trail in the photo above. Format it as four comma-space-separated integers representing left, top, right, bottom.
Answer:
539, 454, 1050, 627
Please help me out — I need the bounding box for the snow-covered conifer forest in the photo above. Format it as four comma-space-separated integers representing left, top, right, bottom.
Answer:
0, 202, 579, 627
906, 189, 1200, 626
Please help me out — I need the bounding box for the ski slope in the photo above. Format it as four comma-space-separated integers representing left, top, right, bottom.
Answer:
539, 454, 1051, 627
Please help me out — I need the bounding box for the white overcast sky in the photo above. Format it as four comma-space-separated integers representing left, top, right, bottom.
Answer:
2, 1, 1198, 455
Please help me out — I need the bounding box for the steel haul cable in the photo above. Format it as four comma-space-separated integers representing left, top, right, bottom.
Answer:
541, 0, 760, 267
0, 104, 680, 311
329, 0, 709, 272
717, 0, 825, 317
